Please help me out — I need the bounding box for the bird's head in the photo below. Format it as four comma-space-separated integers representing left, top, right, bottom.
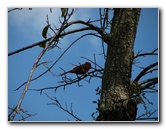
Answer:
85, 62, 91, 68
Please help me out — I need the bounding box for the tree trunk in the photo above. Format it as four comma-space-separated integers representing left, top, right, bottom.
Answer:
97, 8, 141, 121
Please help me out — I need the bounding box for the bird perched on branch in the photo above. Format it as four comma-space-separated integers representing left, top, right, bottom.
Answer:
60, 62, 91, 76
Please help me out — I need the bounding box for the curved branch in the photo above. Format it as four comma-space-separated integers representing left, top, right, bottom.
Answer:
67, 20, 107, 36
133, 62, 158, 83
9, 18, 108, 57
8, 20, 106, 57
8, 8, 23, 13
138, 77, 158, 86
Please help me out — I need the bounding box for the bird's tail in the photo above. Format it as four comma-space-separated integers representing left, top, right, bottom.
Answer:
59, 71, 70, 76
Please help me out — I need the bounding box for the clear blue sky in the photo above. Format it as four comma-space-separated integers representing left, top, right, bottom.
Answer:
8, 8, 158, 121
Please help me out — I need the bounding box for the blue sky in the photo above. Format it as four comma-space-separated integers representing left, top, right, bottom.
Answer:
8, 8, 158, 121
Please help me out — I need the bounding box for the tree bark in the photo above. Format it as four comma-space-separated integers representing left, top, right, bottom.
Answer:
97, 8, 141, 121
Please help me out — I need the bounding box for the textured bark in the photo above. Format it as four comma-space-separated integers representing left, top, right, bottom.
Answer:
97, 8, 141, 121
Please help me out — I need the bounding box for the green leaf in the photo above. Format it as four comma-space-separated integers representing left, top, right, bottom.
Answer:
38, 42, 46, 48
61, 8, 68, 17
42, 25, 50, 39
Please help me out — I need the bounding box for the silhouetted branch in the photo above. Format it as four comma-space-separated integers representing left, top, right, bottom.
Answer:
8, 8, 32, 13
140, 78, 158, 91
8, 107, 37, 121
29, 69, 103, 93
8, 8, 23, 13
133, 62, 158, 83
136, 109, 158, 121
134, 48, 158, 59
44, 92, 82, 121
8, 38, 52, 56
8, 20, 104, 56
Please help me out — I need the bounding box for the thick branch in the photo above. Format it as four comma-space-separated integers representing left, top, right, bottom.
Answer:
140, 78, 158, 91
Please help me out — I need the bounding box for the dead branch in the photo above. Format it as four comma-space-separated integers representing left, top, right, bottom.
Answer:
8, 107, 37, 121
44, 92, 81, 121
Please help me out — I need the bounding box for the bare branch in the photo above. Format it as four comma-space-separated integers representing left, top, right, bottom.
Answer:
8, 107, 37, 121
133, 62, 158, 83
28, 68, 103, 93
44, 92, 82, 121
8, 25, 102, 57
8, 8, 23, 13
8, 38, 51, 56
140, 78, 158, 91
134, 48, 158, 59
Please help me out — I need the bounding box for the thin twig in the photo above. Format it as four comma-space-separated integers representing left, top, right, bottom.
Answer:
134, 48, 158, 59
44, 92, 81, 121
8, 8, 23, 13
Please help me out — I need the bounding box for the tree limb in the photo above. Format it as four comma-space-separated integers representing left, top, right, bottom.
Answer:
133, 62, 158, 83
8, 27, 91, 56
134, 48, 158, 59
140, 78, 158, 91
